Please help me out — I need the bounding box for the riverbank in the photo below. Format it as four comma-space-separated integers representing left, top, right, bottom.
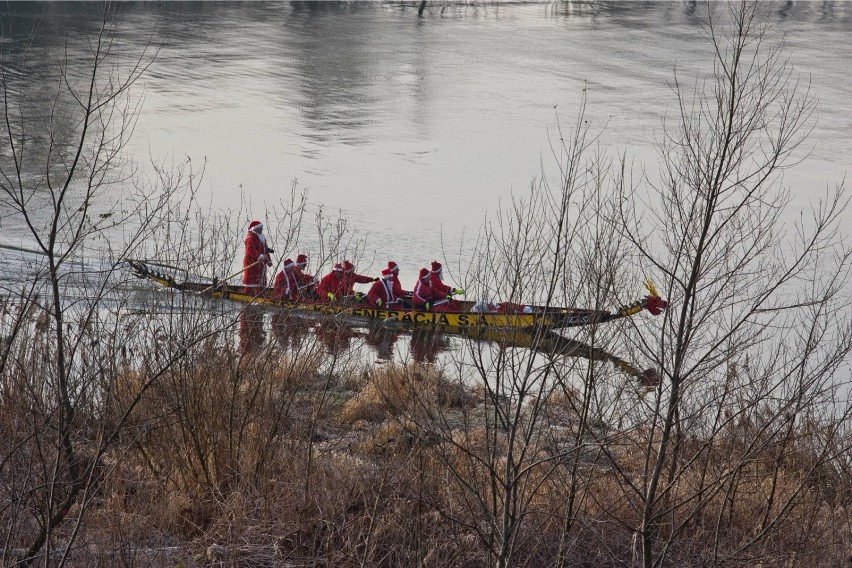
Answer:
3, 326, 847, 567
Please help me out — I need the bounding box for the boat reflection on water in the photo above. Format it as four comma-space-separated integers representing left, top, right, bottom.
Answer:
271, 311, 309, 352
409, 328, 451, 363
363, 326, 399, 362
444, 326, 658, 387
313, 320, 362, 356
238, 311, 454, 363
239, 313, 654, 386
239, 306, 266, 354
133, 259, 664, 391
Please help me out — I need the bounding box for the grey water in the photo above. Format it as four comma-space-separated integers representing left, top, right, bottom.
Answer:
1, 1, 850, 294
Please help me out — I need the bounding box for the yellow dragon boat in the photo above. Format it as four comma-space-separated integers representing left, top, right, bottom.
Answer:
126, 260, 668, 332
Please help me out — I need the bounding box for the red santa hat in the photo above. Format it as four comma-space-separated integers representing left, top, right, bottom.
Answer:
430, 261, 442, 274
296, 254, 308, 267
333, 263, 343, 272
343, 260, 355, 274
248, 220, 263, 232
381, 268, 394, 279
387, 261, 399, 274
283, 258, 295, 270
419, 268, 430, 280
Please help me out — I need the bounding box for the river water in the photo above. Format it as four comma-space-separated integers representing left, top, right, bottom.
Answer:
1, 2, 850, 362
2, 1, 850, 285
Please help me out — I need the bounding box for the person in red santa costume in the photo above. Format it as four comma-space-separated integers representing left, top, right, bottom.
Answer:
317, 263, 348, 302
367, 268, 408, 308
412, 268, 459, 312
386, 261, 412, 297
273, 258, 299, 301
294, 253, 317, 298
429, 261, 464, 298
341, 260, 378, 300
243, 220, 273, 294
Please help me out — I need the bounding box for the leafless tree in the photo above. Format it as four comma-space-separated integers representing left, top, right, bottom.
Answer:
613, 2, 852, 566
0, 7, 221, 565
375, 94, 653, 568
381, 4, 852, 567
4, 2, 849, 567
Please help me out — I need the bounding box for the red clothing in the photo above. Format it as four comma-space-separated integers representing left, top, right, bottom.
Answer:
317, 271, 348, 301
273, 269, 299, 301
367, 278, 406, 307
392, 275, 411, 296
429, 299, 459, 312
430, 272, 453, 296
412, 278, 436, 307
342, 272, 374, 296
243, 231, 272, 291
496, 302, 526, 313
413, 279, 459, 312
294, 267, 315, 290
413, 279, 444, 306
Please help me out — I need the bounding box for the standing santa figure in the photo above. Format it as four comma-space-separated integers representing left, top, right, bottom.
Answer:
243, 220, 273, 294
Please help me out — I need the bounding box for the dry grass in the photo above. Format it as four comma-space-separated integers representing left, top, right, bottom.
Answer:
3, 315, 852, 567
339, 363, 469, 424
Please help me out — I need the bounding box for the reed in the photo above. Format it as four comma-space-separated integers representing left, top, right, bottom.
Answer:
2, 311, 851, 567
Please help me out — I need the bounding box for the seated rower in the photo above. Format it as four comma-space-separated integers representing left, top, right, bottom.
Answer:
273, 258, 299, 301
368, 268, 409, 308
387, 261, 412, 297
412, 268, 460, 312
430, 261, 464, 298
317, 263, 348, 302
342, 260, 378, 300
294, 253, 317, 299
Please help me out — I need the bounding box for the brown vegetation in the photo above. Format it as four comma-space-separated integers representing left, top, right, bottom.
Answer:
3, 324, 850, 567
3, 2, 852, 566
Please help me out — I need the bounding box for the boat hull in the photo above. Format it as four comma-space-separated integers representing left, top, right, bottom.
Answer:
127, 260, 647, 332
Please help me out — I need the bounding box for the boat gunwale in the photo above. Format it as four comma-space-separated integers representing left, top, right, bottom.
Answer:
126, 260, 646, 331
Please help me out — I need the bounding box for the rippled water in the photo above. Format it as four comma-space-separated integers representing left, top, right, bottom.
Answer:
2, 1, 851, 288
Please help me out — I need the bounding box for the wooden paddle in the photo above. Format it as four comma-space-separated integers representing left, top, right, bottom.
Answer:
122, 258, 186, 273
200, 260, 263, 295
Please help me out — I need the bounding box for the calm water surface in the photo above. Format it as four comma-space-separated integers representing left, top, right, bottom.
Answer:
2, 1, 851, 288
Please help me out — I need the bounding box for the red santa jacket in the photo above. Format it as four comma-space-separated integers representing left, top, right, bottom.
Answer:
343, 272, 374, 295
386, 261, 412, 296
430, 273, 453, 296
429, 262, 454, 296
274, 269, 299, 301
243, 231, 272, 287
368, 276, 405, 306
341, 261, 375, 295
244, 231, 271, 267
412, 273, 441, 307
317, 270, 348, 301
294, 267, 315, 290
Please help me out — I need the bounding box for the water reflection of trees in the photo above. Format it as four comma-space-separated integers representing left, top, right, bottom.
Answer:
284, 3, 381, 145
1, 4, 107, 184
546, 0, 852, 27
